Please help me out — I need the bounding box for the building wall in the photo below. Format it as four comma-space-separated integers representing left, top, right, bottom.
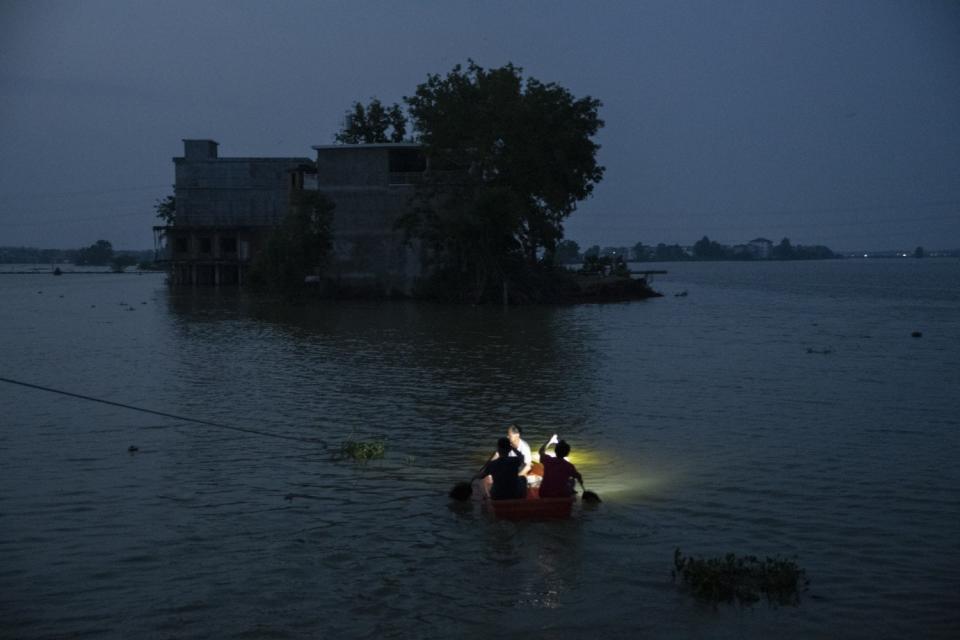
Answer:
174, 139, 311, 227
313, 144, 425, 296
163, 140, 424, 294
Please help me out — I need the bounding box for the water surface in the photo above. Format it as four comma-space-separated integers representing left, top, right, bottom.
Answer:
1, 260, 958, 638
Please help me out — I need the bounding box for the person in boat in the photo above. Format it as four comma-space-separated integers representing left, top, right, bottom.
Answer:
475, 437, 527, 500
538, 434, 584, 498
492, 424, 540, 485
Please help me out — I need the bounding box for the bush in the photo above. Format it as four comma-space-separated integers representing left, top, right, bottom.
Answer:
338, 440, 386, 461
673, 548, 809, 606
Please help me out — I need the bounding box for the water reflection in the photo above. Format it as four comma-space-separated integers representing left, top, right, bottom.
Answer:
163, 288, 602, 457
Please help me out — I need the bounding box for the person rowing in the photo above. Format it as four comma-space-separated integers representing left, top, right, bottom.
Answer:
538, 434, 584, 498
474, 437, 527, 500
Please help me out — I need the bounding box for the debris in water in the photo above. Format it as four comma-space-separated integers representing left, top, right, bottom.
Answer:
911, 331, 922, 338
673, 548, 809, 606
128, 445, 139, 453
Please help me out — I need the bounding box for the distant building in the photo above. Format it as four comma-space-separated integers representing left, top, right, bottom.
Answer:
155, 140, 312, 286
155, 140, 424, 293
748, 237, 773, 259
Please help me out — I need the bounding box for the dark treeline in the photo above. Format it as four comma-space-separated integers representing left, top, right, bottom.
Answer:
555, 236, 838, 264
1, 243, 155, 270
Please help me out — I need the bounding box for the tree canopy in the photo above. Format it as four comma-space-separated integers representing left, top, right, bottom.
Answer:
75, 239, 114, 266
335, 98, 407, 144
248, 191, 334, 293
398, 61, 604, 301
154, 194, 175, 225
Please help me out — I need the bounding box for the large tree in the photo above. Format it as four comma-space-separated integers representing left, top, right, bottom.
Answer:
335, 98, 407, 144
399, 61, 604, 301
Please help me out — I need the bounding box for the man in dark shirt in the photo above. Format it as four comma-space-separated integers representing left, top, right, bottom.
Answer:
476, 437, 527, 500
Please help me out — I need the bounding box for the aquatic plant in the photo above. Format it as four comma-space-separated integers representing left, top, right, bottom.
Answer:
338, 439, 386, 461
672, 548, 809, 606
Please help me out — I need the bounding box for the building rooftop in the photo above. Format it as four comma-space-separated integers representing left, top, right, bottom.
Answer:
312, 142, 421, 150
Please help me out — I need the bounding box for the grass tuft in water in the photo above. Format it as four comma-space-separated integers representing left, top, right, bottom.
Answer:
672, 548, 809, 606
338, 439, 386, 461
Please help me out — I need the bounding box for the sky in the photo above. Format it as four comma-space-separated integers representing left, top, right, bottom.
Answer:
1, 0, 958, 252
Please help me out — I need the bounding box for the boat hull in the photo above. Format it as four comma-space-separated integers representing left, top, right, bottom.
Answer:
487, 494, 575, 520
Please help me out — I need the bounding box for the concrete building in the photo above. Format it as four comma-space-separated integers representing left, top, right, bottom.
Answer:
156, 140, 424, 293
156, 139, 312, 286
313, 143, 424, 296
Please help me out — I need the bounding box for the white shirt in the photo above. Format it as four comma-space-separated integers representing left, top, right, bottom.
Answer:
509, 438, 532, 467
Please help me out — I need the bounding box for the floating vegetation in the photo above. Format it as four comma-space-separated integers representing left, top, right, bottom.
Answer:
673, 548, 809, 606
338, 439, 386, 461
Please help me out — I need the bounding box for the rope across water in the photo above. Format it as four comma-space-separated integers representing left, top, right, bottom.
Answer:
0, 375, 327, 445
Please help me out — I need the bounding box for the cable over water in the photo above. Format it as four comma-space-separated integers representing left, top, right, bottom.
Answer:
0, 375, 328, 446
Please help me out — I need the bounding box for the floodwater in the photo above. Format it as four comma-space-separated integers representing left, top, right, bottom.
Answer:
1, 260, 958, 639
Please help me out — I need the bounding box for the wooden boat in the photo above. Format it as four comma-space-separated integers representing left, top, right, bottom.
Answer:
484, 462, 576, 520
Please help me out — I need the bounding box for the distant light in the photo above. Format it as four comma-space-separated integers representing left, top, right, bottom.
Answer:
864, 253, 869, 258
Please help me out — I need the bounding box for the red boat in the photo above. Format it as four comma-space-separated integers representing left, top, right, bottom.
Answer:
483, 462, 576, 520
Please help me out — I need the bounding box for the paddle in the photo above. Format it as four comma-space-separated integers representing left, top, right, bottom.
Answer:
580, 482, 602, 504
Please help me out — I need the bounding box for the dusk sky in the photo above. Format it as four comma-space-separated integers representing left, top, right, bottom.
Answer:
1, 0, 958, 252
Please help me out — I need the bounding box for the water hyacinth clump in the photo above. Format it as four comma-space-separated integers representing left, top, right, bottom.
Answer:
338, 439, 386, 461
673, 548, 809, 606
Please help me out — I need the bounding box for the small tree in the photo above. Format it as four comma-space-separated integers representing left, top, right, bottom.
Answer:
632, 241, 648, 261
154, 194, 175, 225
772, 237, 795, 260
248, 191, 334, 293
913, 246, 925, 258
75, 240, 114, 266
111, 254, 137, 272
335, 98, 407, 144
693, 235, 727, 260
555, 239, 581, 264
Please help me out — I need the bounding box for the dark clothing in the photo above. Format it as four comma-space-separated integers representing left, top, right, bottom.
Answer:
484, 456, 527, 500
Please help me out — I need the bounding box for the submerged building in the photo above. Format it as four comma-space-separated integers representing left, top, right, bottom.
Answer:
155, 139, 424, 293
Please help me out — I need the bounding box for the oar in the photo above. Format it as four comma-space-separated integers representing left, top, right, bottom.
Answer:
579, 480, 601, 503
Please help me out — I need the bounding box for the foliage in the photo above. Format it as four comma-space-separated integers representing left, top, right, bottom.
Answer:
771, 237, 795, 260
653, 243, 689, 261
555, 239, 581, 264
632, 241, 649, 261
399, 60, 604, 302
110, 254, 138, 272
673, 548, 809, 607
583, 244, 600, 259
913, 246, 925, 258
137, 260, 161, 271
338, 439, 386, 461
693, 235, 728, 260
335, 98, 407, 144
770, 237, 835, 260
247, 191, 334, 293
154, 194, 175, 225
75, 240, 114, 266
